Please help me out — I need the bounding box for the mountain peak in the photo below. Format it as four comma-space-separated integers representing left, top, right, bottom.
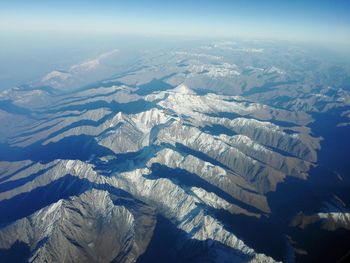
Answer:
173, 83, 196, 95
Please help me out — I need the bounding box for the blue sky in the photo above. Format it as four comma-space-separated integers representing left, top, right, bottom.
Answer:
0, 0, 350, 44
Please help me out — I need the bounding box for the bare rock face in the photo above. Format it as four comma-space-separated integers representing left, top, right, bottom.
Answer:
0, 82, 318, 262
0, 189, 156, 263
0, 43, 349, 262
291, 197, 350, 231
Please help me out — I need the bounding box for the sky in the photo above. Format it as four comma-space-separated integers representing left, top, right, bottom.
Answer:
0, 0, 350, 45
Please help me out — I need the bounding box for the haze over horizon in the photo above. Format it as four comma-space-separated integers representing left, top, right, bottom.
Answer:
1, 0, 350, 46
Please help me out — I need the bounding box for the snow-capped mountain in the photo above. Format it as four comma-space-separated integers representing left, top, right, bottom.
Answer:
0, 42, 349, 263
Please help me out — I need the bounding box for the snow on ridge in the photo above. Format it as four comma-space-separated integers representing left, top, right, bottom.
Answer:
41, 70, 71, 83
265, 66, 285, 75
187, 62, 240, 78
172, 51, 222, 60
40, 49, 119, 84
70, 49, 119, 72
200, 42, 264, 53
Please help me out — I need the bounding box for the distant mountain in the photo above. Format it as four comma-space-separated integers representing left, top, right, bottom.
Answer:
1, 41, 350, 262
